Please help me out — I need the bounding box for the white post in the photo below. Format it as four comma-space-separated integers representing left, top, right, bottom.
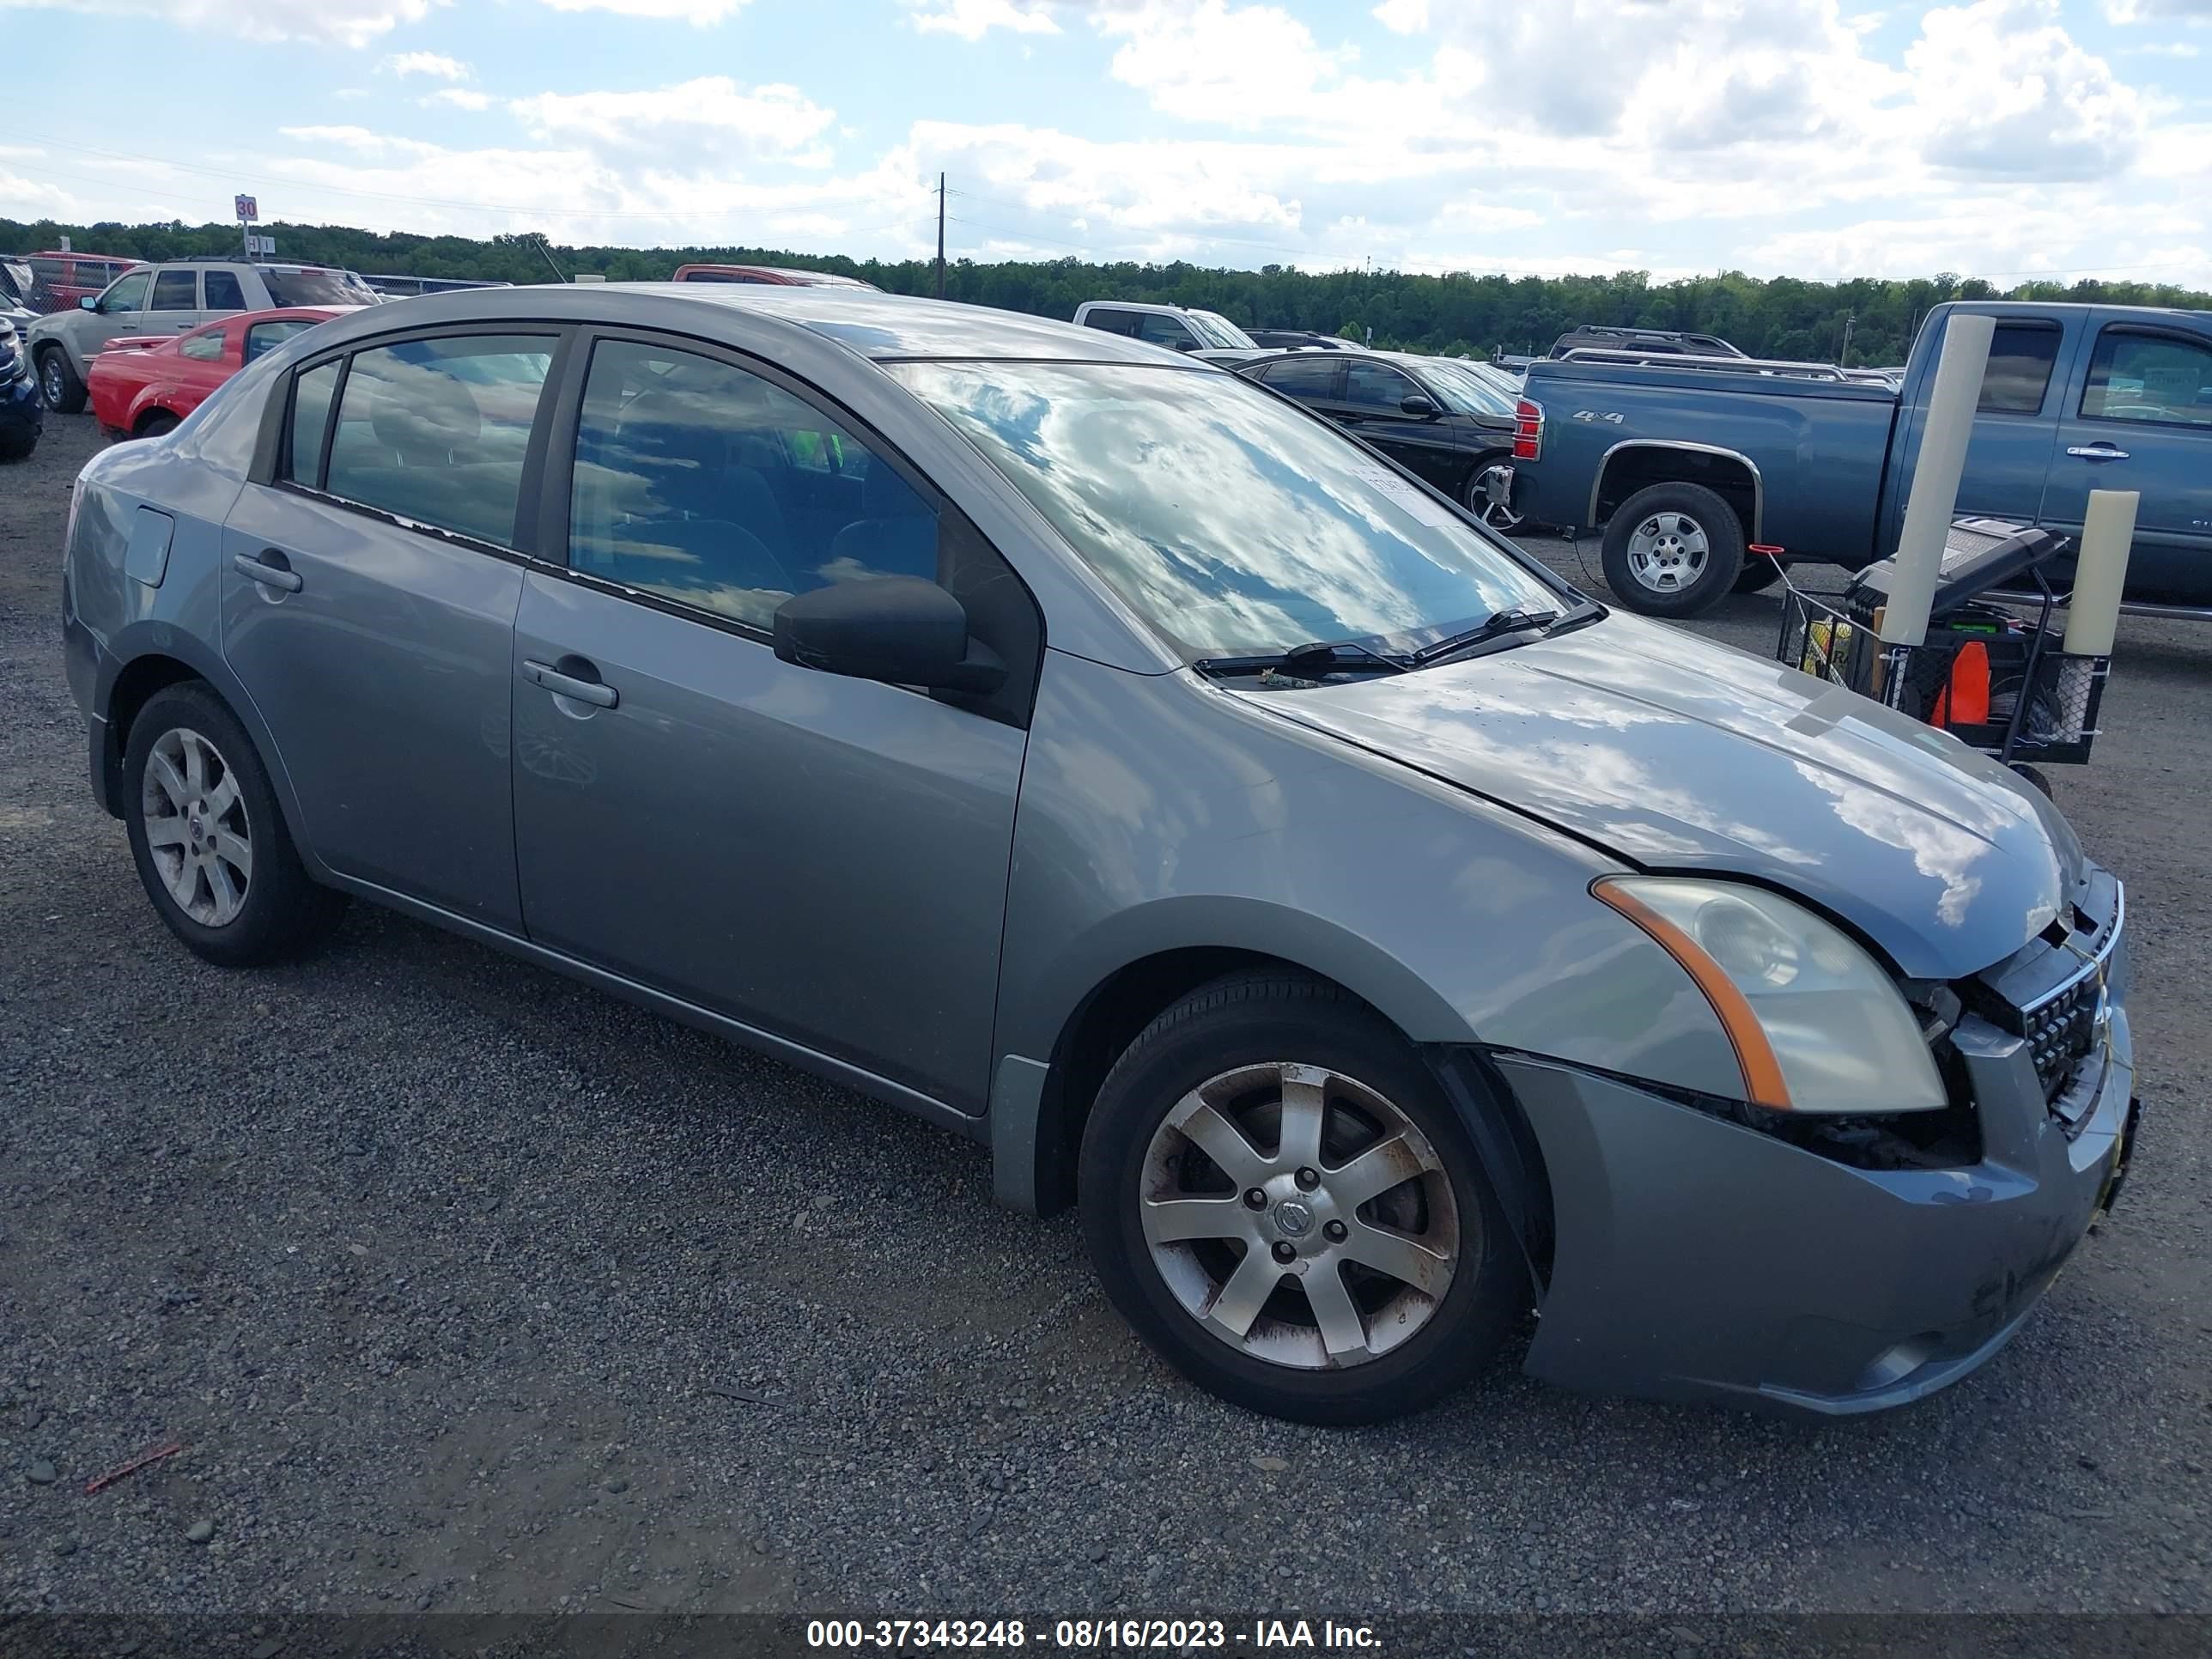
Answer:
1879, 311, 1996, 647
2062, 489, 2139, 659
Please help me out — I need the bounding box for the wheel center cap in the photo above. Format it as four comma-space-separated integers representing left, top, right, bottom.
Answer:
1273, 1199, 1315, 1237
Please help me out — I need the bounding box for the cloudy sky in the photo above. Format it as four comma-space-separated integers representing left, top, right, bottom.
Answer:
2, 0, 2207, 285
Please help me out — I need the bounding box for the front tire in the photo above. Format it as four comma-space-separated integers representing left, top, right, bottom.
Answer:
1466, 459, 1522, 532
38, 346, 86, 414
0, 427, 34, 462
1600, 481, 1746, 617
123, 684, 346, 967
136, 410, 180, 438
1079, 973, 1525, 1425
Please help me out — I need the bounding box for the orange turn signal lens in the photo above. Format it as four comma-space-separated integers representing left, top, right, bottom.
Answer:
1593, 879, 1795, 1110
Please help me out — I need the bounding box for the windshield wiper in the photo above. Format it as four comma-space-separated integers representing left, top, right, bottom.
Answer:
1194, 637, 1412, 685
1408, 607, 1562, 667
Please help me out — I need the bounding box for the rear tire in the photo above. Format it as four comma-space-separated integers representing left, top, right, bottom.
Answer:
38, 345, 86, 414
1078, 972, 1525, 1425
1601, 481, 1746, 617
122, 683, 346, 968
136, 410, 179, 437
0, 427, 34, 462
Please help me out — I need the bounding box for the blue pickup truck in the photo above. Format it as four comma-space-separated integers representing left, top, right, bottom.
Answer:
1513, 300, 2212, 617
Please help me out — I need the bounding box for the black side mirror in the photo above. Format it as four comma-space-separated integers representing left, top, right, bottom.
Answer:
774, 576, 1006, 695
1400, 393, 1441, 417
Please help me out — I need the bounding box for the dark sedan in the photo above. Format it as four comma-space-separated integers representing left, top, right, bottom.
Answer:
1239, 349, 1523, 529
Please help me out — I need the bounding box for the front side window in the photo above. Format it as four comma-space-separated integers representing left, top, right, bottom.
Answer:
1978, 322, 2061, 415
2081, 329, 2212, 428
150, 270, 198, 312
1082, 308, 1139, 337
99, 270, 150, 314
1341, 360, 1421, 410
177, 328, 225, 362
1134, 313, 1195, 349
246, 319, 314, 363
204, 270, 246, 311
568, 338, 937, 629
322, 335, 553, 546
285, 359, 340, 487
894, 360, 1560, 660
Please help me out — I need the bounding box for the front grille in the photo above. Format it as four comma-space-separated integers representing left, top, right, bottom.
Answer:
1960, 878, 2123, 1121
2022, 979, 2100, 1102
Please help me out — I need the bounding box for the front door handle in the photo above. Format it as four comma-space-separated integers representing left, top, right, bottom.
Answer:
2066, 443, 2130, 461
522, 658, 619, 709
232, 550, 302, 592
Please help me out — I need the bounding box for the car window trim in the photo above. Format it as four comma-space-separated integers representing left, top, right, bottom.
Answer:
532, 323, 1046, 728
264, 323, 575, 562
2076, 323, 2212, 431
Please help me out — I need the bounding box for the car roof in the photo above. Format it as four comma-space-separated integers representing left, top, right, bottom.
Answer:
313, 283, 1194, 366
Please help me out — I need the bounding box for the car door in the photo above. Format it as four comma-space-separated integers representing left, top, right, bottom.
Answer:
167, 320, 239, 415
2040, 317, 2212, 607
1334, 360, 1461, 490
201, 267, 249, 322
77, 267, 152, 357
146, 267, 204, 335
1253, 354, 1344, 410
509, 331, 1035, 1113
220, 327, 562, 928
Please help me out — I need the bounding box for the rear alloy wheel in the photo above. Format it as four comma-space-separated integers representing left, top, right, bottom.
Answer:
123, 683, 346, 966
1599, 480, 1746, 618
1080, 973, 1524, 1424
39, 346, 87, 414
1468, 462, 1522, 532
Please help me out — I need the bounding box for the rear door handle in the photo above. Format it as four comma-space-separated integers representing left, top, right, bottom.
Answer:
522, 658, 619, 708
2066, 443, 2130, 460
232, 550, 302, 592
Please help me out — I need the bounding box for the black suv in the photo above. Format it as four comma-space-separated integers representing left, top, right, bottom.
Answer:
1239, 349, 1525, 529
1548, 325, 1746, 360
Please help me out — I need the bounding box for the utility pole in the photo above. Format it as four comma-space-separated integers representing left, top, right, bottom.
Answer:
935, 173, 946, 301
1840, 310, 1855, 366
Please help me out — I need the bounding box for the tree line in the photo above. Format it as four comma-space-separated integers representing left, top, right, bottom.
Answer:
9, 215, 2208, 368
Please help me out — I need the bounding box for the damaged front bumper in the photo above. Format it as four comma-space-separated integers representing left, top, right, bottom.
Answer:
1492, 932, 2136, 1418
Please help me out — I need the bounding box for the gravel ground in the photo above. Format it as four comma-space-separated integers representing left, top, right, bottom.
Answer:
3, 411, 2209, 1619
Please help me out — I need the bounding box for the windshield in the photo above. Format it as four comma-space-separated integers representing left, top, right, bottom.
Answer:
263, 267, 379, 307
1188, 310, 1256, 351
892, 361, 1563, 659
1410, 356, 1518, 417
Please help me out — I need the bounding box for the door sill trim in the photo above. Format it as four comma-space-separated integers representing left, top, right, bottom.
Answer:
323, 872, 988, 1139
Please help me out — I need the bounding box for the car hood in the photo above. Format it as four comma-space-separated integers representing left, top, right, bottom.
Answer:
1234, 611, 2081, 980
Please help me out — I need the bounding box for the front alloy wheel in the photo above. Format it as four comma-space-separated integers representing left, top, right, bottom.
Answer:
1080, 972, 1524, 1424
1468, 463, 1522, 532
1139, 1060, 1459, 1368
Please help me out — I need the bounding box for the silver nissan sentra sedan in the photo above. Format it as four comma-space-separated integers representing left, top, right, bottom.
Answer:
61, 285, 2138, 1423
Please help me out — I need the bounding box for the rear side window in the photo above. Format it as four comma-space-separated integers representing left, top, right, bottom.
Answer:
178, 330, 225, 362
262, 268, 371, 307
285, 360, 341, 487
1978, 323, 2061, 414
321, 335, 554, 546
204, 270, 246, 311
568, 337, 937, 628
1258, 357, 1341, 397
150, 270, 197, 311
2080, 329, 2212, 428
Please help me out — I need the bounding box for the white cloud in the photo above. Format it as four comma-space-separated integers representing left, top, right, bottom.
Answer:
0, 0, 441, 46
531, 0, 748, 19
426, 87, 493, 109
2123, 39, 2202, 52
1911, 0, 2149, 179
2104, 0, 2212, 20
383, 50, 471, 79
1103, 1, 1354, 127
511, 77, 837, 163
1371, 0, 1426, 31
907, 0, 1060, 37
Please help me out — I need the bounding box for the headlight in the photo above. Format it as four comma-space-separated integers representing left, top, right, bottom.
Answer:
1593, 877, 1948, 1115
